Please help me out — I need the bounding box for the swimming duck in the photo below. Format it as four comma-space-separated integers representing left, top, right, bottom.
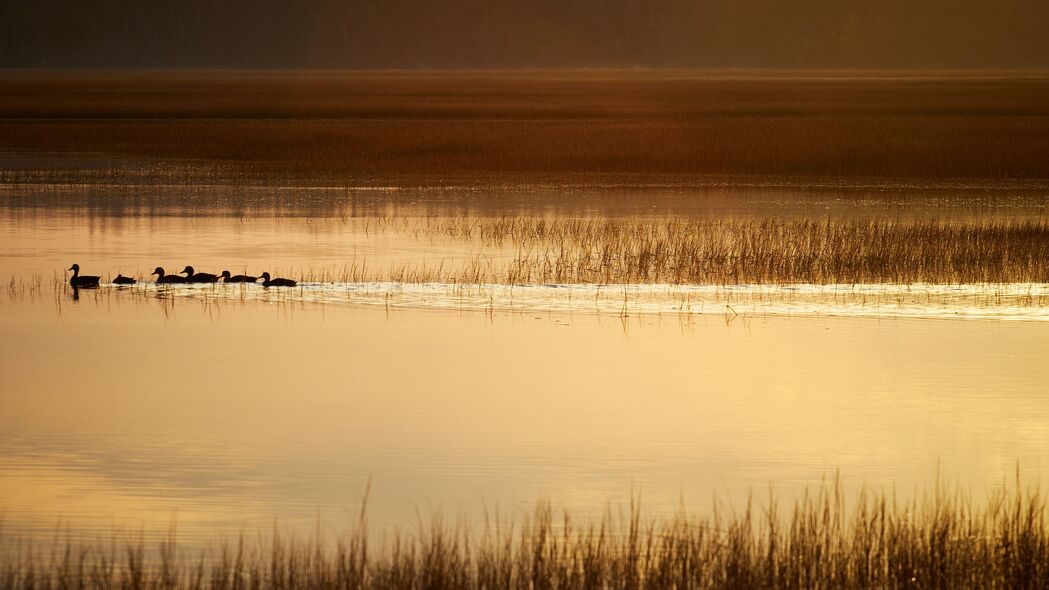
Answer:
219, 270, 258, 283
181, 266, 219, 283
152, 267, 185, 284
260, 272, 297, 287
112, 274, 137, 285
68, 264, 100, 288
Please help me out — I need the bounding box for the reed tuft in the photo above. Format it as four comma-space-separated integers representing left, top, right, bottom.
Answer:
2, 480, 1048, 589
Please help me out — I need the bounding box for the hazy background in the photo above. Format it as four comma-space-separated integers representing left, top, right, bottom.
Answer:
3, 0, 1048, 69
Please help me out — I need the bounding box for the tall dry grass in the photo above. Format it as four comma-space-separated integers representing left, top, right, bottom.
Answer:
301, 216, 1049, 285
2, 479, 1047, 589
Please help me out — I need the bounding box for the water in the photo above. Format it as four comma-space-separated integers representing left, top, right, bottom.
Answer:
42, 281, 1049, 321
2, 186, 1048, 548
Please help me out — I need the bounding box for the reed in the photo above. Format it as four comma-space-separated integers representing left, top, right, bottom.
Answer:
299, 216, 1049, 286
20, 215, 1049, 290
2, 479, 1047, 589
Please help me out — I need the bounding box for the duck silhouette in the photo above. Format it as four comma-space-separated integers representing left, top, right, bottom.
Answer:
181, 266, 219, 283
219, 270, 258, 283
112, 274, 136, 285
68, 264, 100, 288
152, 267, 185, 284
260, 272, 297, 287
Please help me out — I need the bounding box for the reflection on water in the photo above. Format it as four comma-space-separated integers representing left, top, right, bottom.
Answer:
4, 182, 1049, 222
1, 186, 1048, 548
2, 294, 1048, 547
38, 280, 1049, 322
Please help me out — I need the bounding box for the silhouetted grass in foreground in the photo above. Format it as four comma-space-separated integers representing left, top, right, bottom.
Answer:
2, 480, 1047, 589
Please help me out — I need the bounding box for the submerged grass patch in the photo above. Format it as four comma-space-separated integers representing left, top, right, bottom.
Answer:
2, 479, 1047, 589
15, 215, 1049, 292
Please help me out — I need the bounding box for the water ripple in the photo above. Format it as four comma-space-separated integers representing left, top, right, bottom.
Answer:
99, 281, 1049, 321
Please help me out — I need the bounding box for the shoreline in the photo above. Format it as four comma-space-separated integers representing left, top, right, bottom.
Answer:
3, 71, 1049, 186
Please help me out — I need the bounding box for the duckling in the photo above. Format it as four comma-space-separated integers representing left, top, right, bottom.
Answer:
152, 267, 185, 284
181, 266, 219, 283
219, 270, 258, 283
260, 272, 297, 287
68, 264, 100, 288
112, 274, 137, 285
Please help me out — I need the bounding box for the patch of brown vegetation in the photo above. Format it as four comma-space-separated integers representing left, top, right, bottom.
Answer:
1, 71, 1048, 185
337, 216, 1049, 285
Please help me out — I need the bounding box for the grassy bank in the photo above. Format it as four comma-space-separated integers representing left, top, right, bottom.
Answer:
2, 480, 1047, 589
2, 71, 1049, 186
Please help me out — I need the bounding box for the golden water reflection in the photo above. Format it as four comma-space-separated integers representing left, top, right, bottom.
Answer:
2, 190, 1049, 547
2, 293, 1048, 545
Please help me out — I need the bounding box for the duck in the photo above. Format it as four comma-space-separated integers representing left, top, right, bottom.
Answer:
152, 267, 185, 284
112, 274, 137, 285
68, 264, 100, 288
260, 272, 297, 287
219, 270, 258, 283
181, 266, 219, 283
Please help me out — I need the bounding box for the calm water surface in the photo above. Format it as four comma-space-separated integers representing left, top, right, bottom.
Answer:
1, 186, 1048, 546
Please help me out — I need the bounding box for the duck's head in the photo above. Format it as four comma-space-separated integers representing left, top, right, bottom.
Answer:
219, 270, 231, 279
181, 266, 194, 276
151, 267, 164, 276
260, 272, 271, 281
68, 264, 79, 272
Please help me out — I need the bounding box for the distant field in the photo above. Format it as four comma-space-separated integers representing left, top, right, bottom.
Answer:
1, 70, 1048, 186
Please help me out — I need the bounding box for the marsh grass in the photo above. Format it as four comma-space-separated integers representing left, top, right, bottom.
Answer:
8, 213, 1049, 322
301, 216, 1049, 286
11, 214, 1049, 317
2, 479, 1048, 589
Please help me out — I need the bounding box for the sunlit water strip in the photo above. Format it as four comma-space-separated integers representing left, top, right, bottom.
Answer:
92, 281, 1049, 321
